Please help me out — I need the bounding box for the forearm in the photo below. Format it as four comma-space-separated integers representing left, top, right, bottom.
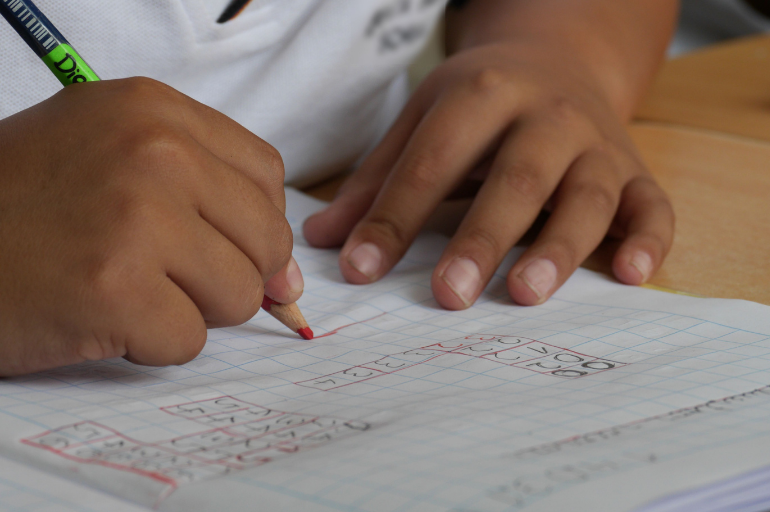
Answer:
445, 0, 679, 120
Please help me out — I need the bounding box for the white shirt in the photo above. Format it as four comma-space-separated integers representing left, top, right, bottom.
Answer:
1, 0, 447, 186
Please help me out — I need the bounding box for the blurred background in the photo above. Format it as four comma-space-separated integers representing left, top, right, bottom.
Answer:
672, 0, 770, 55
410, 0, 770, 86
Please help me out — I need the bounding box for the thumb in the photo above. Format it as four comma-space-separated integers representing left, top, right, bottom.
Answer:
263, 256, 305, 304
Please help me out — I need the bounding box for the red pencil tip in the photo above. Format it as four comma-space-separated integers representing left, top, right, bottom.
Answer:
298, 327, 314, 341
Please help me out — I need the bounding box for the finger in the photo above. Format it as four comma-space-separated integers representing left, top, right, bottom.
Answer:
303, 90, 431, 248
339, 73, 522, 284
611, 177, 675, 285
183, 141, 294, 281
160, 211, 265, 328
122, 275, 208, 367
431, 114, 593, 310
507, 148, 624, 306
74, 256, 208, 367
186, 101, 287, 211
264, 256, 305, 305
140, 78, 289, 212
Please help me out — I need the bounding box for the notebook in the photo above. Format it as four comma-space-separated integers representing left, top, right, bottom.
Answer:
1, 189, 769, 512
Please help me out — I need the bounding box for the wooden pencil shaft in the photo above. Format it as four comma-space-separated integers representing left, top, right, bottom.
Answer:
264, 302, 308, 333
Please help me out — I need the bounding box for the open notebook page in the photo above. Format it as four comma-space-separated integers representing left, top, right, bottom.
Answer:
1, 188, 770, 512
0, 454, 146, 511
636, 465, 770, 512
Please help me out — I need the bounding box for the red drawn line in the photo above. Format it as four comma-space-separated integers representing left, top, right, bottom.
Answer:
25, 421, 128, 451
21, 399, 368, 508
315, 312, 388, 339
20, 439, 178, 488
296, 335, 629, 391
24, 427, 231, 474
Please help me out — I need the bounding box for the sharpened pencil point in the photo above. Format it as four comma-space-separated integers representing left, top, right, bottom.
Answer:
262, 295, 311, 339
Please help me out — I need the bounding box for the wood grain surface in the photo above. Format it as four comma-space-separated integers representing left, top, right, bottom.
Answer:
587, 123, 770, 305
637, 35, 770, 143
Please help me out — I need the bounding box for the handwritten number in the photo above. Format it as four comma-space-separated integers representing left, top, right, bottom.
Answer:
583, 361, 615, 370
552, 370, 588, 378
465, 335, 499, 342
374, 360, 406, 369
344, 368, 374, 378
528, 361, 561, 370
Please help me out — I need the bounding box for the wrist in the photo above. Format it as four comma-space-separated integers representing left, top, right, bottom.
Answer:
445, 0, 676, 121
451, 38, 636, 121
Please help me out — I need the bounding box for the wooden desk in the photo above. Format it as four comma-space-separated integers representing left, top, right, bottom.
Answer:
638, 35, 770, 143
306, 38, 770, 306
587, 123, 770, 305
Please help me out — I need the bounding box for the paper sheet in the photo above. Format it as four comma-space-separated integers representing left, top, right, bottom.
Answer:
1, 188, 770, 512
636, 465, 770, 512
0, 454, 146, 511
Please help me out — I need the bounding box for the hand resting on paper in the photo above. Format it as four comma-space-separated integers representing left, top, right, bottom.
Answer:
304, 0, 677, 310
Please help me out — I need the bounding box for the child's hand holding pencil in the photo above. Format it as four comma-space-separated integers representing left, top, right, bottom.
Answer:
0, 0, 311, 377
0, 77, 304, 376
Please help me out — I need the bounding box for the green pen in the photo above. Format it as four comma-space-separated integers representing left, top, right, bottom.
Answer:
0, 0, 99, 86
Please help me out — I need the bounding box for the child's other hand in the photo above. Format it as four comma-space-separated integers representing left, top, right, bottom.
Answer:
0, 78, 300, 376
304, 42, 674, 309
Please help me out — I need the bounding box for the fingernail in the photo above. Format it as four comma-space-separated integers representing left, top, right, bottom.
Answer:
347, 242, 382, 280
630, 251, 653, 282
519, 259, 558, 301
441, 257, 481, 307
286, 257, 304, 293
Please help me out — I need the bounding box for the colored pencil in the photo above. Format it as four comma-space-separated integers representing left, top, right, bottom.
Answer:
0, 0, 99, 86
262, 297, 314, 340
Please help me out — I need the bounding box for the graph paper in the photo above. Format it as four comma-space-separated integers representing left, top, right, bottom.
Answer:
1, 189, 770, 512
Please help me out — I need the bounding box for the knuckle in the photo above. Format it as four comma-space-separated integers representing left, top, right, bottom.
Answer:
77, 332, 125, 363
262, 144, 285, 174
250, 213, 293, 278
464, 227, 505, 258
591, 140, 629, 168
660, 197, 676, 224
269, 219, 294, 271
575, 181, 618, 217
647, 191, 675, 219
115, 76, 177, 104
172, 323, 208, 365
84, 252, 143, 311
547, 96, 581, 123
112, 128, 201, 191
501, 163, 548, 202
106, 184, 158, 233
637, 176, 673, 202
261, 144, 286, 194
225, 271, 264, 326
117, 124, 192, 168
86, 199, 159, 301
548, 236, 581, 268
628, 176, 677, 225
469, 67, 508, 95
363, 215, 412, 248
401, 152, 446, 195
648, 231, 672, 255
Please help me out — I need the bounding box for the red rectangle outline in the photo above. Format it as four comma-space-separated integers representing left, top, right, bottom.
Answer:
160, 396, 256, 419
